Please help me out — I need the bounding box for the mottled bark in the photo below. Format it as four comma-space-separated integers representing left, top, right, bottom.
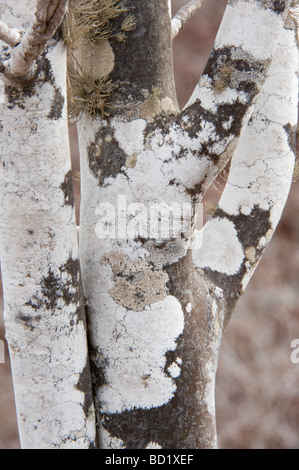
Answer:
193, 13, 299, 326
0, 0, 96, 448
73, 0, 297, 449
0, 0, 297, 450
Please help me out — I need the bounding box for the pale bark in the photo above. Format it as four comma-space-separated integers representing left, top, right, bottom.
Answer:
0, 0, 297, 450
3, 0, 69, 80
193, 12, 299, 327
171, 0, 204, 39
73, 0, 295, 448
0, 1, 96, 448
0, 20, 20, 47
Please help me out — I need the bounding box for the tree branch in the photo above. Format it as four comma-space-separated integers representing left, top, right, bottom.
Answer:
159, 0, 293, 202
0, 20, 21, 47
192, 15, 299, 327
4, 0, 69, 80
171, 0, 204, 39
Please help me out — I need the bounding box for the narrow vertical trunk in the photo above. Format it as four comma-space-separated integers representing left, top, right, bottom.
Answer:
75, 0, 222, 448
0, 1, 96, 448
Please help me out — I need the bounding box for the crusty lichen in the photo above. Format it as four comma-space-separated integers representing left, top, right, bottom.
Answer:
101, 252, 169, 311
244, 245, 256, 264
140, 86, 176, 123
125, 152, 138, 168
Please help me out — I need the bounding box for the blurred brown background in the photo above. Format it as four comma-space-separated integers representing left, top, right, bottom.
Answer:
1, 0, 299, 449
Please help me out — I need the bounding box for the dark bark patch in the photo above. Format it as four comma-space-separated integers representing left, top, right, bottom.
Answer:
204, 46, 268, 92
23, 256, 84, 326
4, 53, 56, 109
202, 205, 271, 319
178, 99, 249, 150
283, 123, 297, 153
214, 205, 272, 248
88, 124, 127, 185
60, 170, 75, 207
202, 265, 246, 318
16, 310, 42, 330
272, 0, 286, 13
76, 358, 94, 417
47, 87, 65, 120
107, 0, 178, 115
40, 268, 60, 310
59, 256, 86, 323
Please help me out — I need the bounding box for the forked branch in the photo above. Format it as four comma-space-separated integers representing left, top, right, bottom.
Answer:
172, 0, 204, 39
2, 0, 68, 80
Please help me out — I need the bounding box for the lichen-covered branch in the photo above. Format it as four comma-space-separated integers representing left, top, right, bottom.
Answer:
2, 0, 69, 80
171, 0, 204, 39
164, 0, 293, 199
193, 14, 299, 327
0, 1, 96, 448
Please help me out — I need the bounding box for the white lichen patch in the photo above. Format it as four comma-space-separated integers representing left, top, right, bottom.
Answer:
101, 428, 125, 449
112, 118, 146, 156
218, 123, 294, 220
185, 75, 217, 111
186, 302, 192, 313
98, 295, 184, 413
146, 441, 163, 449
192, 218, 244, 275
167, 361, 181, 378
215, 1, 282, 61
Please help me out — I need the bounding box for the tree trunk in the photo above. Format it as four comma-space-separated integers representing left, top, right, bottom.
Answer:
0, 0, 96, 448
70, 0, 297, 448
0, 0, 297, 449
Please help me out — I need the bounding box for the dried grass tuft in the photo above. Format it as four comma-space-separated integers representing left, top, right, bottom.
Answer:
63, 0, 134, 46
67, 58, 115, 120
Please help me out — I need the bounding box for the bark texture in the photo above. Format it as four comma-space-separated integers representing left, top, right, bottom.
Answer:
71, 0, 297, 448
0, 1, 96, 448
0, 0, 297, 450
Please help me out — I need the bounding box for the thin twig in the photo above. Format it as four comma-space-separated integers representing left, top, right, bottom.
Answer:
0, 20, 21, 47
171, 0, 204, 39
